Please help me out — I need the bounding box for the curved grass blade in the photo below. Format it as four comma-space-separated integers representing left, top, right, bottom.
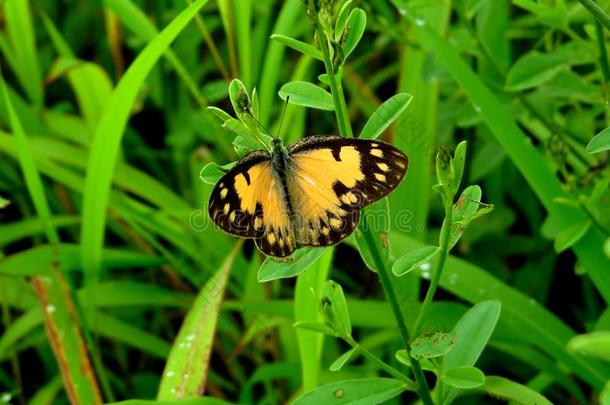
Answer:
157, 244, 239, 399
80, 0, 210, 317
1, 68, 103, 403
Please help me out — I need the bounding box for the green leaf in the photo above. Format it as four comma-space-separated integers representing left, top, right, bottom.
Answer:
451, 141, 467, 194
199, 162, 236, 185
394, 350, 435, 371
157, 245, 238, 399
440, 300, 501, 404
442, 366, 485, 389
359, 93, 413, 139
605, 237, 610, 259
270, 34, 323, 60
258, 247, 330, 281
229, 78, 252, 117
586, 126, 610, 154
80, 0, 211, 318
334, 0, 354, 41
505, 51, 565, 91
329, 347, 359, 371
342, 8, 366, 61
392, 246, 440, 277
320, 280, 352, 338
449, 185, 493, 248
206, 106, 232, 122
567, 331, 610, 362
279, 81, 335, 111
292, 378, 408, 405
480, 376, 553, 405
293, 321, 337, 336
0, 195, 9, 209
411, 331, 456, 360
554, 221, 591, 253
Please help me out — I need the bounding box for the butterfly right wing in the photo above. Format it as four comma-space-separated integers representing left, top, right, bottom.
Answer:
208, 151, 297, 257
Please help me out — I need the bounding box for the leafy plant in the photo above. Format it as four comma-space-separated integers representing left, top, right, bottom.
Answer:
1, 0, 609, 404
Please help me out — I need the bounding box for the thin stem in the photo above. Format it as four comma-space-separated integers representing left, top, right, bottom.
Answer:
191, 7, 231, 81
317, 34, 353, 137
412, 199, 453, 336
581, 202, 610, 237
360, 215, 434, 405
310, 6, 430, 401
577, 0, 610, 32
594, 20, 610, 117
345, 337, 416, 388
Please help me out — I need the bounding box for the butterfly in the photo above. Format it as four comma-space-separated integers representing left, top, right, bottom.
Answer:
208, 136, 408, 258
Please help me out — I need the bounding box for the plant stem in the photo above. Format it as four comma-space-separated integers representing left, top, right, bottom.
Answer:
412, 199, 453, 336
345, 337, 416, 388
360, 215, 434, 405
578, 0, 610, 32
317, 33, 353, 137
312, 8, 431, 402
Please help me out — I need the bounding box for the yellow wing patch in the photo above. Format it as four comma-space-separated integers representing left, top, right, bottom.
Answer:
287, 136, 408, 248
208, 151, 297, 257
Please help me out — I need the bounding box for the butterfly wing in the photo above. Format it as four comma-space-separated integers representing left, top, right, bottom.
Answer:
208, 151, 297, 257
287, 136, 408, 247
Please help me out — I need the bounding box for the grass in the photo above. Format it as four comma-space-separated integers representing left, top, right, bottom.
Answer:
1, 1, 610, 404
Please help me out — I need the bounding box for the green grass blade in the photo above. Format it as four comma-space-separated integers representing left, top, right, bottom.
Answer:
2, 0, 43, 105
103, 0, 208, 108
80, 0, 210, 315
294, 249, 333, 390
233, 0, 252, 88
403, 9, 610, 303
258, 0, 304, 125
157, 244, 239, 399
0, 244, 164, 276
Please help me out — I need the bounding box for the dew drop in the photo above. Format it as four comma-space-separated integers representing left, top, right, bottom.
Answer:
334, 389, 345, 399
415, 17, 425, 26
473, 104, 481, 112
46, 305, 56, 314
1, 392, 12, 403
448, 273, 458, 285
165, 371, 175, 378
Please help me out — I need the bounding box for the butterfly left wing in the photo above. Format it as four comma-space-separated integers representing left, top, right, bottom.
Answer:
208, 151, 297, 257
286, 136, 408, 247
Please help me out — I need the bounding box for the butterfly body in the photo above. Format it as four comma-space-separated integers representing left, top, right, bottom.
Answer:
209, 136, 408, 258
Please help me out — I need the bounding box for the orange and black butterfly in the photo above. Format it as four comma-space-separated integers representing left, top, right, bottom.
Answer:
209, 136, 408, 258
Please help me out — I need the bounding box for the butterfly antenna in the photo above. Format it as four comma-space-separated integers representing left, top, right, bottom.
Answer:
276, 96, 290, 140
245, 110, 272, 137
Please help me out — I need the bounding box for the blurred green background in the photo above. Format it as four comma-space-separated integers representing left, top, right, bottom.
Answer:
1, 0, 610, 404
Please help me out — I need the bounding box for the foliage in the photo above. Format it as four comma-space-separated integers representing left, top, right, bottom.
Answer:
0, 0, 609, 404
